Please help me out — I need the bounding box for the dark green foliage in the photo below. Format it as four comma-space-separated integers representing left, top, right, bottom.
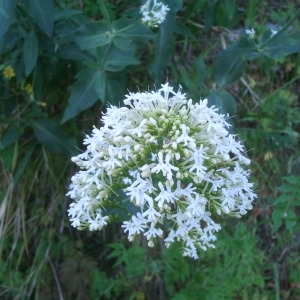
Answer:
61, 69, 105, 123
32, 119, 76, 155
272, 176, 300, 234
0, 0, 18, 36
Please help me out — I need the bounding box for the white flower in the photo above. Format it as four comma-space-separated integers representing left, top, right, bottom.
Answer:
155, 181, 178, 208
140, 0, 170, 28
67, 82, 256, 258
151, 151, 179, 181
245, 28, 255, 39
270, 29, 278, 37
122, 213, 147, 239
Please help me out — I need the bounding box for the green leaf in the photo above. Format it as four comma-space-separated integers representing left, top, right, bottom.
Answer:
105, 73, 126, 106
173, 21, 194, 37
212, 35, 258, 87
278, 184, 296, 193
94, 70, 106, 100
0, 26, 21, 54
56, 44, 96, 65
179, 67, 193, 91
212, 53, 245, 87
203, 0, 217, 31
207, 90, 237, 117
167, 0, 184, 13
74, 21, 111, 49
106, 48, 139, 71
13, 145, 35, 185
261, 31, 300, 60
178, 57, 206, 97
54, 9, 82, 21
61, 69, 102, 123
104, 189, 140, 223
285, 210, 297, 235
148, 17, 174, 85
54, 13, 91, 45
0, 0, 17, 37
23, 30, 39, 76
23, 0, 54, 37
148, 0, 183, 84
195, 56, 206, 87
182, 0, 206, 21
246, 0, 258, 25
215, 0, 238, 28
112, 18, 154, 51
32, 119, 76, 155
90, 270, 115, 299
272, 207, 297, 234
0, 126, 22, 150
108, 243, 127, 266
274, 194, 290, 205
282, 176, 300, 186
233, 35, 259, 60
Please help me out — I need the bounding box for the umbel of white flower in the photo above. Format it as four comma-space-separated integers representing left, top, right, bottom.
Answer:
67, 83, 256, 259
140, 0, 170, 28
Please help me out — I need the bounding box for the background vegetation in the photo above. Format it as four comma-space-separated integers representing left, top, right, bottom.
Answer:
1, 0, 300, 299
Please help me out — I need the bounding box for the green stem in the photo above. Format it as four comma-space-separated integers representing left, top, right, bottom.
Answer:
273, 262, 280, 300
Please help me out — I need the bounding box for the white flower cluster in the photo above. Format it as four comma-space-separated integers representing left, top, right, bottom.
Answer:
67, 83, 256, 259
140, 0, 170, 28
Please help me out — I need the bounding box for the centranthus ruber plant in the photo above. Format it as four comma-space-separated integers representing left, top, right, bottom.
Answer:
67, 83, 256, 259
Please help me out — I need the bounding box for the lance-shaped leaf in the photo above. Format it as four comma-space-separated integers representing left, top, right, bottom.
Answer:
61, 69, 105, 123
148, 0, 182, 85
23, 29, 39, 76
54, 12, 91, 44
105, 48, 140, 72
55, 44, 96, 65
23, 0, 54, 37
105, 73, 126, 106
213, 54, 245, 88
32, 119, 76, 155
212, 36, 258, 87
261, 30, 300, 60
73, 21, 111, 49
148, 16, 174, 85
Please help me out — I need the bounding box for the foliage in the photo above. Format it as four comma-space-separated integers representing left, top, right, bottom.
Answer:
272, 176, 300, 234
1, 0, 300, 299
